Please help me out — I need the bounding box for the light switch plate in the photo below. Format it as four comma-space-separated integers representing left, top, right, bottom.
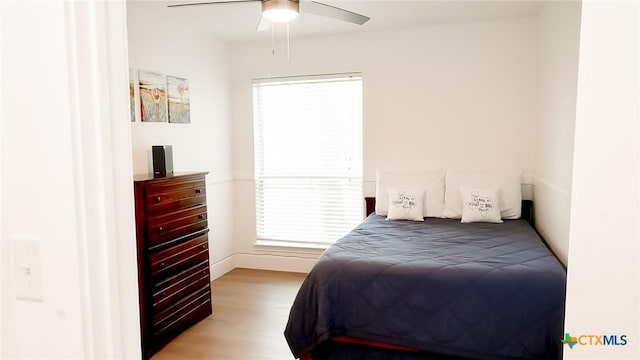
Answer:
12, 239, 43, 301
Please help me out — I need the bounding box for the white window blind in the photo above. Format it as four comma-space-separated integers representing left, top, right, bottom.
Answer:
253, 74, 363, 247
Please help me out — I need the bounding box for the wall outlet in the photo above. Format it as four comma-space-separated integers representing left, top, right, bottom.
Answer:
12, 239, 43, 301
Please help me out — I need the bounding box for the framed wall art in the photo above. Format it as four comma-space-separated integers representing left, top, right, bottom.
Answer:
129, 68, 136, 122
167, 75, 190, 124
138, 70, 168, 122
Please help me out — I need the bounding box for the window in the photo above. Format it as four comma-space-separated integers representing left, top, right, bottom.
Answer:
253, 74, 363, 247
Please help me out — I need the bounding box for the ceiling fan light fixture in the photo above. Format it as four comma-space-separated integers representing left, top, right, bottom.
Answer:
262, 0, 299, 23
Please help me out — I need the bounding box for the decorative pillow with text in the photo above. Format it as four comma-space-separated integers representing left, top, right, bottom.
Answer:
443, 169, 521, 219
387, 188, 425, 222
460, 187, 503, 223
375, 170, 446, 217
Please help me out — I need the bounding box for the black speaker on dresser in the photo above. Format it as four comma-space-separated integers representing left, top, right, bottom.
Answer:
152, 145, 173, 176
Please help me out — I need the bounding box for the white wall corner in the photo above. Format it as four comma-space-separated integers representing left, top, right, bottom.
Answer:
210, 255, 236, 281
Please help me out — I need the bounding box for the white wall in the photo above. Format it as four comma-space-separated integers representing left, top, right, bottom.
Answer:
534, 1, 581, 265
564, 1, 639, 358
230, 17, 539, 270
2, 1, 138, 359
126, 2, 235, 275
1, 3, 86, 357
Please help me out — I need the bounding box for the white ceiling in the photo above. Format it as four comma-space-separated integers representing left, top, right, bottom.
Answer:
129, 0, 548, 43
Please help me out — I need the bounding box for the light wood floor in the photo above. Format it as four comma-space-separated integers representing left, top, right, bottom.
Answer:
151, 268, 307, 360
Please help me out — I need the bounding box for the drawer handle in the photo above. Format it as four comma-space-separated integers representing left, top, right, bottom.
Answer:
160, 262, 166, 268
154, 196, 161, 203
198, 214, 205, 220
161, 291, 166, 298
201, 244, 207, 250
195, 188, 202, 194
157, 226, 164, 233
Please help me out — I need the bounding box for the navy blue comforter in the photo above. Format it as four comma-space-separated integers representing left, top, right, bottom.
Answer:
284, 215, 566, 360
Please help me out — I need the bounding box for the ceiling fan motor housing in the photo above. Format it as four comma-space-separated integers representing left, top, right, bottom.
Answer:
262, 0, 300, 23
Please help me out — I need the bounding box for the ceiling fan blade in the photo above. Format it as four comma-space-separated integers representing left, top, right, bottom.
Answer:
299, 1, 370, 25
256, 16, 272, 32
167, 0, 260, 8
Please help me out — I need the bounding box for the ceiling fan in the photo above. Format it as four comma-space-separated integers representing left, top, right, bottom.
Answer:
167, 0, 370, 31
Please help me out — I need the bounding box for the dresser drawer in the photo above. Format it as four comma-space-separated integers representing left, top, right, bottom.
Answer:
152, 261, 210, 313
146, 205, 208, 248
150, 234, 209, 277
153, 287, 211, 337
145, 179, 206, 214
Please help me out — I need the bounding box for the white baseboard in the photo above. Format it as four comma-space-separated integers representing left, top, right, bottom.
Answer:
210, 255, 235, 280
210, 253, 317, 279
234, 253, 316, 273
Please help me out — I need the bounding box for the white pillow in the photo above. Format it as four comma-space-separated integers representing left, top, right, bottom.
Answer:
387, 188, 425, 221
375, 170, 446, 217
443, 169, 522, 219
460, 187, 503, 223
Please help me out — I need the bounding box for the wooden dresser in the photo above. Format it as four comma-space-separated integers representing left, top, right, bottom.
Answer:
133, 172, 212, 359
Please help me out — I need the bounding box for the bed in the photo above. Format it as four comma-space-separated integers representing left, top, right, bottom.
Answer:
284, 195, 566, 360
